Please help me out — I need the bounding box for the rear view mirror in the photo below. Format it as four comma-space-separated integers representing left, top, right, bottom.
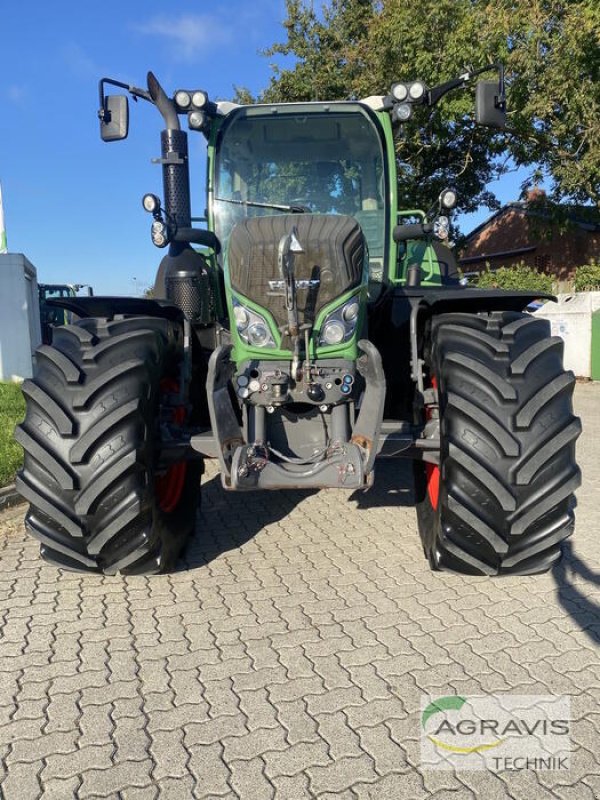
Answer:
100, 95, 129, 142
475, 81, 506, 129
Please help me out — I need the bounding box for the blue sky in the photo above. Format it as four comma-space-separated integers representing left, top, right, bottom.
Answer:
1, 1, 524, 295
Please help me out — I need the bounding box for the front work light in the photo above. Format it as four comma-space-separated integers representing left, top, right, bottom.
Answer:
440, 188, 458, 210
142, 193, 160, 214
391, 83, 408, 102
174, 90, 191, 110
392, 103, 412, 123
192, 91, 208, 109
188, 110, 209, 133
151, 220, 170, 248
409, 81, 426, 101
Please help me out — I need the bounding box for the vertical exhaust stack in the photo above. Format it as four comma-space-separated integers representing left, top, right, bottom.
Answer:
160, 127, 192, 233
146, 72, 192, 237
146, 71, 214, 328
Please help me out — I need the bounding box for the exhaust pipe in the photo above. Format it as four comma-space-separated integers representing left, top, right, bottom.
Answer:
147, 71, 191, 233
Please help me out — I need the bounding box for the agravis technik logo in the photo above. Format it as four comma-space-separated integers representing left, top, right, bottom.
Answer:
420, 694, 571, 771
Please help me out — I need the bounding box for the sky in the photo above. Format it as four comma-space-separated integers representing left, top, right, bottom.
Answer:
1, 0, 526, 296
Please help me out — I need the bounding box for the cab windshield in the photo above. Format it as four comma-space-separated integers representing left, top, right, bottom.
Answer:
212, 107, 387, 282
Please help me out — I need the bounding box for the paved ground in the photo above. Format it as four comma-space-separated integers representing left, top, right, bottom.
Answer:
0, 383, 598, 800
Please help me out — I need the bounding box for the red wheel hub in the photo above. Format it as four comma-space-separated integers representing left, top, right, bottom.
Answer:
155, 378, 188, 513
425, 376, 440, 510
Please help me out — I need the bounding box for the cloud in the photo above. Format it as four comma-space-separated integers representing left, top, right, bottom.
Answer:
61, 43, 104, 80
6, 85, 27, 104
135, 14, 232, 62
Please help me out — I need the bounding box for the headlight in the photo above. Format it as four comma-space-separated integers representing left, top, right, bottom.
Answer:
233, 305, 249, 330
342, 300, 359, 322
232, 299, 276, 348
321, 321, 345, 345
319, 296, 361, 347
247, 322, 270, 347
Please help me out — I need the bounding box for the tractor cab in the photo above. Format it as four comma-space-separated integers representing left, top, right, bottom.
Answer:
211, 103, 389, 291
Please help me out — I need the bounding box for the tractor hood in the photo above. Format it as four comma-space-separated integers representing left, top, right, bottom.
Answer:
227, 213, 365, 331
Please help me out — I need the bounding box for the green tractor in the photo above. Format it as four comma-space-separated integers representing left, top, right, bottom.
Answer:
16, 66, 580, 576
38, 284, 94, 345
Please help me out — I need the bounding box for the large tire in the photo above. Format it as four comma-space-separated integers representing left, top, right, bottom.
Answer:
15, 315, 202, 575
415, 311, 581, 576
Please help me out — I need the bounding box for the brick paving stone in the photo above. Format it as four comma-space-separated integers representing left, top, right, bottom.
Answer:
357, 724, 412, 776
236, 688, 280, 732
0, 384, 598, 800
228, 757, 275, 799
354, 771, 427, 800
275, 698, 320, 746
77, 702, 114, 747
270, 772, 312, 798
263, 739, 331, 779
223, 724, 288, 762
315, 711, 364, 760
41, 775, 83, 800
307, 753, 379, 795
149, 728, 189, 781
186, 741, 231, 797
0, 759, 44, 800
120, 786, 159, 800
42, 743, 114, 782
6, 731, 78, 765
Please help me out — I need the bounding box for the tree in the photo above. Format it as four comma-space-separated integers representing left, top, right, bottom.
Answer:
254, 0, 599, 214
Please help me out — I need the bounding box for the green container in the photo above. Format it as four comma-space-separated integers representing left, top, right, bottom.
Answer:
592, 309, 600, 381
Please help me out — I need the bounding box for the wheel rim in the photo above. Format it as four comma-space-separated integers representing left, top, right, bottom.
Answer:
425, 463, 440, 510
425, 376, 440, 511
155, 378, 188, 513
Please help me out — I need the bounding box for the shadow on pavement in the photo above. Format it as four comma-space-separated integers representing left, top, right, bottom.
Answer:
349, 459, 415, 510
179, 471, 317, 570
553, 539, 600, 645
179, 458, 416, 570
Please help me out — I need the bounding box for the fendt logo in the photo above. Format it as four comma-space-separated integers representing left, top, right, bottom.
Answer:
420, 694, 571, 771
268, 279, 320, 291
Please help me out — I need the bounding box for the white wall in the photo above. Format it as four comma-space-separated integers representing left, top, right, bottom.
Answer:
0, 253, 42, 380
534, 292, 600, 378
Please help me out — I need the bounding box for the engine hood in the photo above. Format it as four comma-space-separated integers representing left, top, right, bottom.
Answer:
227, 214, 365, 331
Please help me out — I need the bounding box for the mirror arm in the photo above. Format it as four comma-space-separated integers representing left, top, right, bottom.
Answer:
427, 62, 504, 108
497, 63, 506, 111
98, 77, 153, 119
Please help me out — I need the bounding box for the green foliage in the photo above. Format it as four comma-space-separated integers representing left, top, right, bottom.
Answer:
574, 260, 600, 292
0, 382, 25, 487
256, 0, 600, 212
476, 262, 554, 293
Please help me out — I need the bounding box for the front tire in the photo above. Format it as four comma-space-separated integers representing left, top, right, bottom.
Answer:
16, 315, 202, 575
416, 311, 581, 576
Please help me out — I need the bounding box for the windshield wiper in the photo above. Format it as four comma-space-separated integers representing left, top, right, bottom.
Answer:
214, 197, 308, 213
